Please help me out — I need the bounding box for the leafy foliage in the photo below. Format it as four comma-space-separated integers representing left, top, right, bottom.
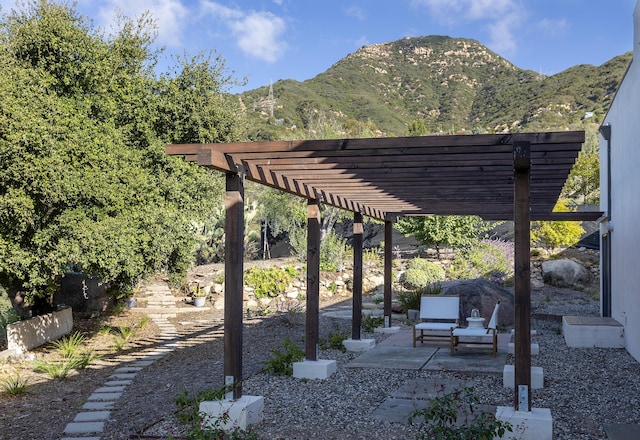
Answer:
319, 323, 349, 352
395, 216, 492, 258
0, 1, 244, 302
409, 386, 512, 440
400, 258, 446, 290
362, 315, 384, 333
175, 386, 259, 439
1, 374, 30, 395
531, 201, 585, 249
244, 265, 296, 299
448, 239, 515, 285
264, 337, 305, 376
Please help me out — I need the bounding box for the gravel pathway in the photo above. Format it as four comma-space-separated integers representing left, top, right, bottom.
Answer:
105, 286, 640, 440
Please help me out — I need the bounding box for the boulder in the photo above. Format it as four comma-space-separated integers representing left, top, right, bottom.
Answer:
541, 259, 589, 289
439, 279, 514, 327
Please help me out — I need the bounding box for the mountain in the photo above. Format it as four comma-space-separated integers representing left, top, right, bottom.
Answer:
238, 36, 631, 140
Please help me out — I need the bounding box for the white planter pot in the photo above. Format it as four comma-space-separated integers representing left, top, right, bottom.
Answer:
194, 297, 206, 307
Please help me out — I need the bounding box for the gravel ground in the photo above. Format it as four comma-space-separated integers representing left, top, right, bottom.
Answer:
2, 284, 638, 440
130, 287, 639, 440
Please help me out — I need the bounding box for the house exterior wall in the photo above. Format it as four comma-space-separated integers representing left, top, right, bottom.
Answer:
600, 1, 640, 362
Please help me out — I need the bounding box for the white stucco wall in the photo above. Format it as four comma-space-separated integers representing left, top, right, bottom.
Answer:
600, 1, 640, 362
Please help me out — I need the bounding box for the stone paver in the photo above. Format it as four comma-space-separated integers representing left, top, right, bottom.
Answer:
74, 411, 111, 422
63, 421, 105, 434
82, 401, 115, 410
60, 437, 101, 440
95, 385, 126, 393
87, 391, 123, 401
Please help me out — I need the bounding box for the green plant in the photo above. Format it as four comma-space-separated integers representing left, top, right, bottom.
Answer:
117, 326, 136, 341
33, 358, 80, 379
363, 248, 382, 266
0, 286, 19, 336
397, 291, 422, 313
362, 315, 384, 333
98, 325, 113, 336
111, 338, 127, 352
264, 337, 305, 376
320, 324, 348, 352
244, 266, 295, 299
50, 332, 86, 358
175, 386, 259, 439
417, 282, 442, 296
372, 293, 384, 304
190, 282, 207, 298
320, 230, 352, 272
138, 315, 150, 329
409, 387, 512, 440
400, 258, 446, 290
448, 239, 514, 285
1, 374, 30, 395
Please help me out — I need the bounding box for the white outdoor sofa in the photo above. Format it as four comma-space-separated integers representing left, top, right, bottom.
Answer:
412, 295, 460, 347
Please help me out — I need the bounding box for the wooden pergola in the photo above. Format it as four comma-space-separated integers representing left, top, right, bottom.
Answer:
166, 131, 600, 411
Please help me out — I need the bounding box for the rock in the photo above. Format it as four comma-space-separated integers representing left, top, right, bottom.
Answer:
439, 279, 514, 327
363, 275, 384, 293
541, 259, 590, 289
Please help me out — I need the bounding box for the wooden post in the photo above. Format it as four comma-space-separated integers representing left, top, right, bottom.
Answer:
224, 171, 244, 399
383, 220, 393, 328
306, 199, 321, 360
513, 141, 532, 411
352, 212, 363, 340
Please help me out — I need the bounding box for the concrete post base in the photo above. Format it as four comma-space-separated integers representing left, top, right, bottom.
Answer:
343, 338, 376, 352
495, 406, 552, 440
503, 365, 544, 389
374, 326, 401, 334
200, 395, 264, 431
508, 342, 540, 355
292, 359, 337, 380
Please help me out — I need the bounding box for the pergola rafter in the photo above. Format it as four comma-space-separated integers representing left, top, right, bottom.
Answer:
168, 132, 595, 222
166, 130, 601, 413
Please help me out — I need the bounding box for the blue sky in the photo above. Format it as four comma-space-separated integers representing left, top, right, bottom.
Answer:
1, 0, 637, 93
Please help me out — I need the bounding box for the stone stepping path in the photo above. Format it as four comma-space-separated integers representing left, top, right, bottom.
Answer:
60, 283, 221, 440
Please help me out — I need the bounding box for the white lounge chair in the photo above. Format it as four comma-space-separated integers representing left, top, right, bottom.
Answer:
450, 301, 500, 357
413, 295, 460, 347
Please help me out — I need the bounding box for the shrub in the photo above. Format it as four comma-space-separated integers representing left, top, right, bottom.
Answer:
175, 386, 259, 439
531, 200, 585, 249
397, 291, 422, 313
244, 266, 296, 299
362, 315, 384, 333
320, 231, 352, 272
448, 239, 514, 285
1, 374, 30, 395
264, 337, 305, 376
409, 386, 512, 440
320, 324, 349, 352
400, 258, 446, 290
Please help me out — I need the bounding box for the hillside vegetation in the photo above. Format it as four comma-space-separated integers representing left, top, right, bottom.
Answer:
239, 36, 631, 139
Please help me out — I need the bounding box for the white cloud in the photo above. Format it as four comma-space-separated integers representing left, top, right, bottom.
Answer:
273, 0, 283, 5
345, 5, 366, 21
203, 2, 288, 63
411, 0, 526, 55
96, 0, 189, 47
537, 18, 569, 39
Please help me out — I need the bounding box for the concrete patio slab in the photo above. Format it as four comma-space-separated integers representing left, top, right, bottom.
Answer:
347, 346, 437, 369
423, 349, 507, 374
604, 423, 640, 440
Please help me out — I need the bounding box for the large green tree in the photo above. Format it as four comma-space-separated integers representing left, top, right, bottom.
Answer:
0, 1, 244, 302
395, 215, 492, 259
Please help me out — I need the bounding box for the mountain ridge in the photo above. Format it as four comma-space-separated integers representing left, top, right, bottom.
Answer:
239, 35, 631, 140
